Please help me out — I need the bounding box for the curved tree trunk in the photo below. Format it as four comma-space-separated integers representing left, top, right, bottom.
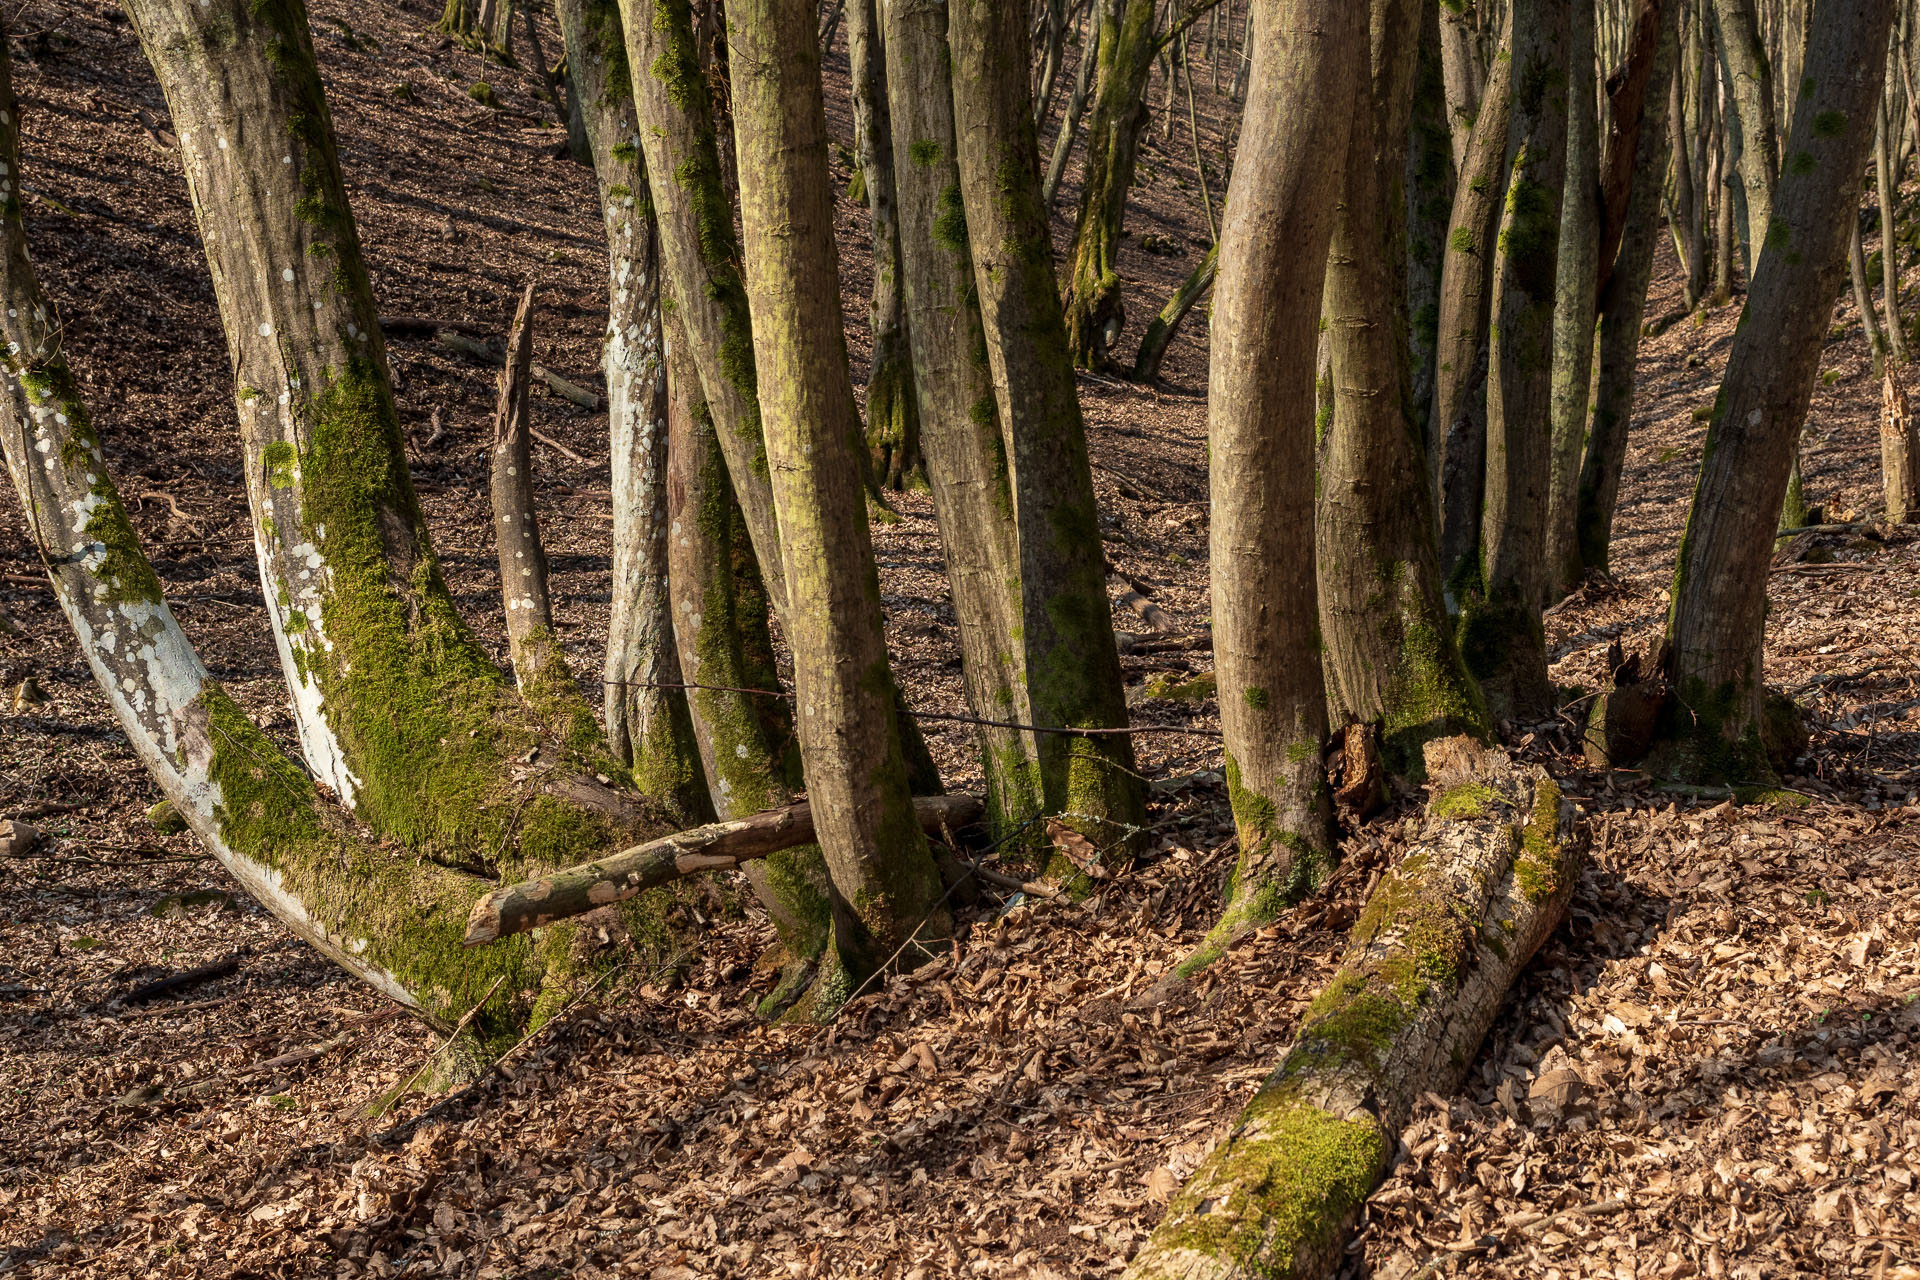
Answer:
1318, 0, 1488, 779
848, 0, 923, 490
556, 0, 708, 821
1127, 738, 1579, 1280
1430, 28, 1514, 590
1175, 0, 1363, 977
1658, 0, 1895, 781
948, 0, 1147, 873
1063, 0, 1160, 370
1576, 1, 1680, 576
728, 0, 951, 1008
883, 0, 1044, 842
1131, 242, 1217, 383
1466, 0, 1569, 723
1546, 0, 1602, 602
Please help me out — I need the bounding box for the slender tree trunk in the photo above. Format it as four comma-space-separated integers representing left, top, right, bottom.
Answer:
1131, 243, 1217, 382
948, 0, 1147, 871
1043, 0, 1111, 210
1063, 0, 1161, 370
1430, 27, 1514, 587
1883, 362, 1920, 521
1712, 92, 1737, 304
1547, 0, 1602, 601
728, 0, 950, 1005
1713, 0, 1778, 268
1406, 0, 1456, 445
1852, 212, 1890, 375
1576, 0, 1681, 575
848, 0, 923, 489
1669, 60, 1703, 309
1659, 0, 1895, 781
1034, 0, 1072, 133
1319, 0, 1489, 780
1465, 0, 1569, 723
1439, 0, 1484, 171
882, 0, 1043, 841
490, 284, 560, 685
1876, 93, 1910, 361
557, 0, 707, 821
1685, 6, 1712, 307
1172, 0, 1364, 976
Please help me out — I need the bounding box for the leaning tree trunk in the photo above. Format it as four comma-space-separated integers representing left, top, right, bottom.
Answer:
489, 283, 561, 685
1126, 736, 1580, 1280
44, 4, 669, 1051
848, 0, 923, 489
1852, 213, 1891, 376
1174, 0, 1363, 978
1318, 0, 1489, 780
1043, 0, 1113, 211
661, 306, 834, 1015
729, 0, 951, 1008
1465, 0, 1569, 724
1714, 0, 1778, 283
1430, 28, 1514, 590
883, 0, 1044, 842
1545, 0, 1602, 602
556, 0, 708, 822
948, 0, 1147, 873
1063, 0, 1160, 370
1405, 0, 1455, 445
1658, 0, 1895, 781
1131, 243, 1217, 382
1575, 0, 1680, 576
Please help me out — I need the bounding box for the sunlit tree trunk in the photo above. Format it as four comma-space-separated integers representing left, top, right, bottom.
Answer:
948, 0, 1147, 871
729, 0, 951, 1008
1659, 0, 1894, 780
1713, 0, 1778, 265
1546, 0, 1601, 601
489, 284, 560, 685
1406, 0, 1455, 445
1043, 0, 1114, 210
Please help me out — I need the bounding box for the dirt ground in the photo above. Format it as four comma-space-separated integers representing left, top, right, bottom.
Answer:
2, 3, 1918, 1277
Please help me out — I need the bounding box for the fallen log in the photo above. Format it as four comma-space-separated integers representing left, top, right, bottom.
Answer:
1124, 736, 1580, 1280
465, 794, 983, 945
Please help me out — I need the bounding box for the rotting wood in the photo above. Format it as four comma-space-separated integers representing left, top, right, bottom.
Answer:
1126, 736, 1581, 1280
464, 794, 984, 945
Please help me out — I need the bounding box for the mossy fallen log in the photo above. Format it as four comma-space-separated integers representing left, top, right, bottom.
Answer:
465, 794, 982, 945
1124, 736, 1581, 1280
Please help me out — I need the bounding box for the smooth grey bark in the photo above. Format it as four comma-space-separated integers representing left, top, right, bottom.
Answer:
1546, 0, 1602, 601
1661, 0, 1895, 779
489, 283, 559, 685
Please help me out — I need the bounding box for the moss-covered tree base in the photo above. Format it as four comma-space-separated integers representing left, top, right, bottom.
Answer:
1126, 737, 1581, 1280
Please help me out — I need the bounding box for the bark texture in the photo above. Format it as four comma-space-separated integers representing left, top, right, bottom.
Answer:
949, 0, 1146, 869
490, 283, 559, 685
1126, 737, 1580, 1280
1546, 0, 1601, 601
1405, 0, 1455, 442
1660, 0, 1895, 780
1885, 364, 1920, 522
1132, 243, 1218, 383
729, 0, 950, 1001
1318, 0, 1488, 777
1180, 0, 1363, 976
883, 0, 1043, 839
1713, 0, 1777, 274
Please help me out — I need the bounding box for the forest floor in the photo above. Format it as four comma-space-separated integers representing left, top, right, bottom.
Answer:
2, 2, 1919, 1277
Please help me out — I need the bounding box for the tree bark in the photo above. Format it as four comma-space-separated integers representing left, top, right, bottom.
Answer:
1876, 93, 1910, 362
1853, 213, 1890, 375
1406, 0, 1455, 445
883, 0, 1044, 841
1043, 0, 1113, 211
1547, 0, 1602, 601
1126, 736, 1580, 1280
1131, 243, 1218, 383
1430, 26, 1513, 587
728, 0, 951, 1002
1659, 0, 1895, 781
948, 0, 1147, 872
1063, 0, 1160, 369
556, 0, 707, 820
1464, 0, 1569, 723
1318, 0, 1489, 779
1438, 0, 1484, 172
848, 0, 923, 489
489, 283, 560, 685
1596, 0, 1669, 300
1576, 0, 1681, 575
1175, 0, 1362, 977
465, 795, 982, 944
1884, 363, 1920, 522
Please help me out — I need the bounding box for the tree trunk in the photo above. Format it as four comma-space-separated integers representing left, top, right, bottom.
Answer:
1318, 0, 1489, 780
1576, 0, 1681, 576
1131, 243, 1217, 383
1712, 97, 1737, 304
1713, 0, 1779, 273
1063, 0, 1160, 370
728, 0, 951, 1003
1126, 737, 1580, 1280
1438, 0, 1483, 172
1546, 0, 1602, 601
556, 0, 707, 821
1406, 0, 1455, 446
1034, 0, 1072, 133
1175, 0, 1363, 977
883, 0, 1044, 841
1596, 0, 1669, 301
848, 0, 923, 489
1876, 93, 1910, 362
1043, 0, 1111, 210
1683, 7, 1712, 309
1430, 26, 1514, 588
1884, 363, 1920, 522
1465, 0, 1569, 723
489, 283, 560, 685
1852, 212, 1890, 374
948, 0, 1147, 873
1659, 0, 1895, 781
465, 795, 982, 944
661, 306, 833, 1012
1669, 53, 1702, 310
